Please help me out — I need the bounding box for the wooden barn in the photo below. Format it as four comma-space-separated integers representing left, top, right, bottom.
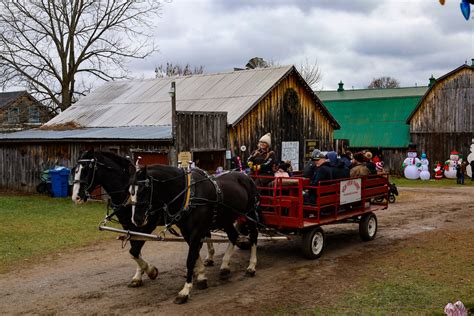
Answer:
0, 66, 338, 192
407, 61, 474, 166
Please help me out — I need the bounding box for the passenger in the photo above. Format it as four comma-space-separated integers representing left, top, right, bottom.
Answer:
248, 133, 276, 186
325, 151, 349, 179
310, 153, 333, 185
350, 152, 370, 177
303, 149, 320, 179
274, 162, 290, 178
364, 151, 377, 175
340, 150, 352, 169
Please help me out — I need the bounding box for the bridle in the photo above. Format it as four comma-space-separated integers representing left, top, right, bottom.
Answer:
73, 158, 99, 198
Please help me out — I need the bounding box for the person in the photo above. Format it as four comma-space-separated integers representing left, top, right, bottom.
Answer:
364, 151, 377, 174
247, 133, 276, 186
310, 153, 333, 185
350, 152, 370, 177
274, 162, 290, 178
471, 159, 474, 182
303, 148, 321, 179
326, 150, 349, 179
340, 150, 352, 169
457, 160, 468, 185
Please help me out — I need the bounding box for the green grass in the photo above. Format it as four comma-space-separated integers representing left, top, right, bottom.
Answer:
0, 194, 113, 274
390, 176, 474, 187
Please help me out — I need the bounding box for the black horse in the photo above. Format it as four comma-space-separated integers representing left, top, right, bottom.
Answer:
71, 149, 160, 287
130, 164, 260, 304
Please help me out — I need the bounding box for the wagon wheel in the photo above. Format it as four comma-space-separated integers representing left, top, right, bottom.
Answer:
301, 226, 325, 259
388, 194, 396, 203
359, 212, 377, 241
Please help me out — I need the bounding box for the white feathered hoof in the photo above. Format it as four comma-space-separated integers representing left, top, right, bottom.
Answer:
245, 268, 256, 277
128, 279, 143, 288
174, 295, 189, 304
147, 266, 159, 280
203, 259, 214, 267
219, 268, 231, 280
196, 279, 208, 290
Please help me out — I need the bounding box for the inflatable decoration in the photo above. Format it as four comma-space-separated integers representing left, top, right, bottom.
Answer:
402, 145, 421, 180
434, 162, 444, 180
419, 153, 430, 180
444, 151, 460, 179
467, 141, 474, 178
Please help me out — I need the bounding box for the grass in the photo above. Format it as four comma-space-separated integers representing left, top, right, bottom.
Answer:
0, 194, 114, 274
390, 176, 474, 187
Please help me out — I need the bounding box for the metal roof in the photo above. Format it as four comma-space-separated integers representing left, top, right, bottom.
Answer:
45, 66, 298, 128
0, 126, 172, 142
317, 86, 428, 101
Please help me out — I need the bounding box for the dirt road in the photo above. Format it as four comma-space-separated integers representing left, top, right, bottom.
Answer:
1, 186, 473, 315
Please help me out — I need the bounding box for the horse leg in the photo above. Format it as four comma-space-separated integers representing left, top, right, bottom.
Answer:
219, 224, 239, 279
203, 232, 215, 266
245, 221, 258, 277
128, 240, 159, 288
194, 256, 208, 290
174, 237, 202, 304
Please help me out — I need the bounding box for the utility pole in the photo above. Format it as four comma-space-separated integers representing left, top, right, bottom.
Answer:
169, 81, 177, 166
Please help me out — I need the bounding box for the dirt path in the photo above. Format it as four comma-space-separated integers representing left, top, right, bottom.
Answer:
1, 186, 473, 315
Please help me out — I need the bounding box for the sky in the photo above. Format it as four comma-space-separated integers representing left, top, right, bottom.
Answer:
128, 0, 474, 90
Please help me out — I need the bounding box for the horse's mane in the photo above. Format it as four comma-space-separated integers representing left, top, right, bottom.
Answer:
96, 151, 133, 171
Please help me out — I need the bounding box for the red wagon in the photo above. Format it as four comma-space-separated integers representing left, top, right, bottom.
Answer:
251, 174, 389, 259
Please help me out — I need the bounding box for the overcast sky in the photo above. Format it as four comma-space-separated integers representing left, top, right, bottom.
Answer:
129, 0, 473, 90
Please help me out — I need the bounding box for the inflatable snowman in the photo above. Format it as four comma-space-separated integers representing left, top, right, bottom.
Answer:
467, 142, 474, 178
444, 151, 460, 179
402, 147, 421, 180
419, 153, 430, 180
434, 162, 444, 180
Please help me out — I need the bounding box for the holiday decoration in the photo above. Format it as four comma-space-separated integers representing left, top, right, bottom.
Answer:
467, 140, 474, 178
444, 151, 461, 179
402, 144, 421, 180
419, 153, 430, 180
434, 162, 444, 180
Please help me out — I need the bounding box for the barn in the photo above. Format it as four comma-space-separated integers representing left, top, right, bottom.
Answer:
0, 66, 339, 192
407, 61, 474, 166
319, 82, 429, 175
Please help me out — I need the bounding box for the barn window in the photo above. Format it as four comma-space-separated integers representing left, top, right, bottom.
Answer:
8, 107, 19, 123
28, 106, 40, 123
283, 88, 299, 115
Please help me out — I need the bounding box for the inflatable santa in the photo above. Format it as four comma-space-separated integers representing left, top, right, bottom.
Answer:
402, 145, 421, 180
434, 162, 443, 180
419, 153, 430, 180
444, 151, 460, 179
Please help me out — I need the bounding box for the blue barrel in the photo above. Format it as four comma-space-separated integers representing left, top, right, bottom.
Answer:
50, 168, 71, 197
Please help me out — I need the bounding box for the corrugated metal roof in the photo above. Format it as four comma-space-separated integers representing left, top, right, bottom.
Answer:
45, 66, 296, 127
317, 86, 428, 101
0, 126, 171, 141
324, 95, 422, 148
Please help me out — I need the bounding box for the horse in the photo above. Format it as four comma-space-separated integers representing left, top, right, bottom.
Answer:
130, 164, 260, 304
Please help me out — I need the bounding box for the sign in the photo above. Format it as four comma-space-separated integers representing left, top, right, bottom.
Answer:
225, 150, 232, 160
281, 141, 299, 171
304, 139, 319, 161
340, 178, 362, 205
177, 151, 192, 168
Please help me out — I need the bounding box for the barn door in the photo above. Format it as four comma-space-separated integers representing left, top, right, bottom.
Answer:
133, 152, 169, 166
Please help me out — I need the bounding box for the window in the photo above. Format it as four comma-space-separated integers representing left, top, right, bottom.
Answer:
7, 108, 19, 123
28, 107, 40, 123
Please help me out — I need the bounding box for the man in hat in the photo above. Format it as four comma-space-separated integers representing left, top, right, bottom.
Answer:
248, 133, 276, 186
350, 152, 370, 177
303, 148, 321, 179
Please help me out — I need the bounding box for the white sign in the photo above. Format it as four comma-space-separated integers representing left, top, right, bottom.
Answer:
340, 178, 362, 205
281, 141, 299, 171
225, 150, 232, 160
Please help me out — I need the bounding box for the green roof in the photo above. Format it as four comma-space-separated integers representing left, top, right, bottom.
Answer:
319, 87, 428, 148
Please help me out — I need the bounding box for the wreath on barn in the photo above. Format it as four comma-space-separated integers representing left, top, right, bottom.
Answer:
283, 88, 299, 116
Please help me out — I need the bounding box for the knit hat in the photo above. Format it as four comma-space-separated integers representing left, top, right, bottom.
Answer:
326, 151, 338, 164
259, 133, 271, 146
376, 161, 384, 172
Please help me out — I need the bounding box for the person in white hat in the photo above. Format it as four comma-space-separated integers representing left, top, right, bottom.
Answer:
247, 133, 276, 181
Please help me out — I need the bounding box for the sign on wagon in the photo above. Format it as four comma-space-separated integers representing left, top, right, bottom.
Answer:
340, 178, 362, 205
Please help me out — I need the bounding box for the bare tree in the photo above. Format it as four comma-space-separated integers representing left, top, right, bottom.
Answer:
368, 76, 400, 89
0, 0, 162, 113
155, 62, 205, 78
299, 58, 322, 89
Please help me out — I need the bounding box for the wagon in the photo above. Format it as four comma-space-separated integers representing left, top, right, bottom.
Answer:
250, 174, 389, 259
99, 173, 389, 259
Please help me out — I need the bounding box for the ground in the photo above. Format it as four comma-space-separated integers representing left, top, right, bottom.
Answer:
1, 186, 473, 315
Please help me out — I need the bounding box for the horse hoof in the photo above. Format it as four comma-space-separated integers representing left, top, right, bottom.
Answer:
147, 266, 159, 280
219, 268, 231, 280
203, 259, 214, 267
128, 279, 143, 288
174, 295, 188, 304
196, 279, 208, 290
245, 269, 256, 277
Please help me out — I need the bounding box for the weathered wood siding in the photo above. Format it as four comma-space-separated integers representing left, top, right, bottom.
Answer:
410, 67, 473, 133
382, 149, 407, 176
0, 94, 51, 131
0, 142, 170, 192
176, 111, 227, 152
229, 70, 335, 167
409, 67, 473, 167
